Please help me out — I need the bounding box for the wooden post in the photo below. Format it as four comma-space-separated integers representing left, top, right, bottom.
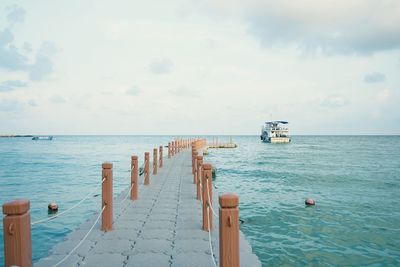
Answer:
196, 156, 203, 200
168, 142, 171, 158
191, 147, 196, 174
102, 162, 113, 232
171, 141, 175, 157
193, 151, 198, 184
153, 148, 158, 175
202, 163, 212, 231
175, 140, 178, 154
219, 194, 240, 267
159, 145, 163, 168
144, 152, 150, 185
2, 199, 32, 267
131, 156, 138, 200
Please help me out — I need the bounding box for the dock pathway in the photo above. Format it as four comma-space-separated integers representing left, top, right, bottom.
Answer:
33, 149, 260, 266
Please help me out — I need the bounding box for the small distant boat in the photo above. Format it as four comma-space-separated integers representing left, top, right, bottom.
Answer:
260, 121, 291, 143
32, 136, 53, 140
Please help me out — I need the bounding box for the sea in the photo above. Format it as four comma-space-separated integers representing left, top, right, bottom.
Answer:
0, 135, 399, 266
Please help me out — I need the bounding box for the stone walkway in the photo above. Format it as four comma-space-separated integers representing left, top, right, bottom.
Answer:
35, 151, 261, 267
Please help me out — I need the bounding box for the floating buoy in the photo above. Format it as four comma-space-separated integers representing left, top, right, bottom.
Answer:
48, 202, 58, 213
305, 198, 315, 206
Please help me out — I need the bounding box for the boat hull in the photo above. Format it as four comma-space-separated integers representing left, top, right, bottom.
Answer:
261, 136, 291, 143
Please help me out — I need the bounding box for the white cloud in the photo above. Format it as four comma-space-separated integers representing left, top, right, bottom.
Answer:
148, 58, 174, 74
202, 0, 400, 55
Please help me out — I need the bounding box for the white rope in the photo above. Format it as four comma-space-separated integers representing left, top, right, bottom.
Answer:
206, 206, 218, 267
118, 183, 135, 205
31, 178, 106, 226
206, 180, 219, 218
53, 205, 106, 267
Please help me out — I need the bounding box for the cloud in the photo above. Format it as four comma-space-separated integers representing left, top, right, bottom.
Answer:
0, 99, 22, 111
0, 29, 29, 71
320, 95, 349, 108
126, 85, 141, 96
29, 42, 57, 81
0, 80, 28, 92
28, 99, 38, 107
6, 5, 26, 25
205, 0, 400, 55
50, 95, 66, 104
149, 58, 174, 74
0, 7, 57, 81
169, 86, 202, 97
364, 72, 386, 83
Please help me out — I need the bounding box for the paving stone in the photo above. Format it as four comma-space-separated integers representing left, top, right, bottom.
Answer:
175, 229, 208, 241
174, 239, 211, 254
148, 213, 176, 222
64, 229, 103, 241
101, 229, 139, 241
140, 229, 174, 240
144, 219, 176, 230
125, 253, 171, 267
113, 220, 144, 230
34, 253, 81, 267
93, 239, 134, 254
171, 252, 215, 267
131, 239, 172, 255
50, 239, 94, 257
82, 253, 126, 267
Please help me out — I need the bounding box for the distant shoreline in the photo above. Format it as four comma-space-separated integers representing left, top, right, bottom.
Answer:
0, 135, 33, 138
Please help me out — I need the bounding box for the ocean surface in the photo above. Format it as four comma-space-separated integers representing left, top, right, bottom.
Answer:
1, 135, 399, 266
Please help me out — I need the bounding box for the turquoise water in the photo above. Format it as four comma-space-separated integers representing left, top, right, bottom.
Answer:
208, 136, 400, 266
1, 136, 400, 266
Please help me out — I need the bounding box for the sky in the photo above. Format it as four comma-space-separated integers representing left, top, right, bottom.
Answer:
0, 0, 399, 135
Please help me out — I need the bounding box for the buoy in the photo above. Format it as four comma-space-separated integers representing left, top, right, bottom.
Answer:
48, 202, 58, 213
305, 198, 315, 206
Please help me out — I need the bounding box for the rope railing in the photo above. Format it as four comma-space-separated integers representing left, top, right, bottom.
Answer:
53, 205, 106, 267
206, 206, 218, 267
118, 183, 135, 205
206, 180, 218, 218
31, 178, 106, 226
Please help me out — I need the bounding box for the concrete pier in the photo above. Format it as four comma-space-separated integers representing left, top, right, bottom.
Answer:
34, 150, 260, 267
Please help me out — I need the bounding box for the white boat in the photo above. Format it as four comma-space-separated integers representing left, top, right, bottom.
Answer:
260, 121, 291, 143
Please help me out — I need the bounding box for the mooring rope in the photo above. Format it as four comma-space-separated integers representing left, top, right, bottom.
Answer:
53, 205, 106, 267
31, 178, 106, 226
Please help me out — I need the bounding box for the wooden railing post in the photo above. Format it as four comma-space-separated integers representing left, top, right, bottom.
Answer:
219, 194, 240, 267
168, 142, 171, 158
131, 156, 138, 200
171, 141, 175, 157
144, 152, 150, 185
193, 151, 198, 184
191, 146, 196, 174
196, 155, 203, 200
202, 163, 212, 231
159, 145, 163, 168
2, 199, 32, 267
153, 148, 158, 175
102, 162, 113, 232
175, 140, 178, 154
